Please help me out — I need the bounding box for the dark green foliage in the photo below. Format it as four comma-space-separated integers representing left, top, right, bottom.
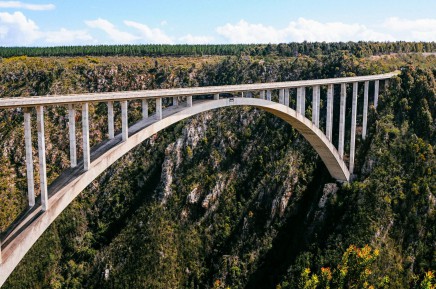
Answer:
0, 41, 435, 58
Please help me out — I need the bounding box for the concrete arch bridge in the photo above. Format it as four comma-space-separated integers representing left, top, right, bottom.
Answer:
0, 71, 398, 286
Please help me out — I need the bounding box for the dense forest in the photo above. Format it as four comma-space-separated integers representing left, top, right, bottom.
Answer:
0, 41, 435, 58
0, 47, 434, 288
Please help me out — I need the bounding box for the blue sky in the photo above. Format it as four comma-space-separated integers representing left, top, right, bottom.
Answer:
0, 0, 435, 46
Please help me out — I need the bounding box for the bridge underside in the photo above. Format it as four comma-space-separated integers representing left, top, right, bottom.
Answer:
0, 97, 349, 285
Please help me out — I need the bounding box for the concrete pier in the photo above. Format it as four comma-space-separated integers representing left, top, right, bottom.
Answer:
312, 85, 320, 127
297, 87, 306, 115
362, 81, 369, 140
374, 80, 379, 108
349, 82, 358, 174
68, 104, 77, 168
107, 101, 114, 139
284, 88, 290, 107
214, 93, 220, 100
142, 99, 148, 120
338, 83, 347, 158
156, 98, 163, 119
266, 90, 272, 101
260, 90, 265, 100
187, 96, 193, 107
82, 103, 90, 171
279, 89, 285, 104
173, 97, 178, 106
24, 109, 35, 207
121, 100, 128, 141
296, 87, 302, 113
36, 106, 48, 211
326, 84, 333, 141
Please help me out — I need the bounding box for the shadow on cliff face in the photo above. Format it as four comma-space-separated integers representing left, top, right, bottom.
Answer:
245, 164, 335, 289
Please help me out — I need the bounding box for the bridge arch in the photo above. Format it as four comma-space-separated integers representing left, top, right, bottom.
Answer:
0, 97, 349, 285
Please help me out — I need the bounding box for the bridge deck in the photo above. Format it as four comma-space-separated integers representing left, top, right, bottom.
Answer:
0, 72, 398, 108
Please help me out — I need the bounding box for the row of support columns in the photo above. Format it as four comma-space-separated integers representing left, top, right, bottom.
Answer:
249, 80, 382, 174
20, 82, 383, 217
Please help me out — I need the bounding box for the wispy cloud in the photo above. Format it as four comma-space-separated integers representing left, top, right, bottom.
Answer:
85, 18, 138, 44
0, 1, 55, 11
45, 28, 94, 44
179, 34, 214, 44
383, 17, 436, 41
0, 11, 93, 46
124, 20, 173, 44
216, 18, 394, 43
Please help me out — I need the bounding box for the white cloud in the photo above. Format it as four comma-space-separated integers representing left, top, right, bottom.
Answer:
216, 18, 395, 43
85, 18, 138, 44
124, 20, 173, 44
0, 11, 40, 45
179, 34, 214, 44
45, 28, 94, 44
0, 11, 93, 46
0, 1, 55, 11
216, 20, 281, 43
383, 17, 436, 41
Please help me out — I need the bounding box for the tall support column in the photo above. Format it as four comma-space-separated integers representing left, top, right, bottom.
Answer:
326, 84, 333, 141
260, 90, 265, 100
187, 95, 193, 107
36, 106, 48, 211
107, 101, 114, 139
156, 98, 163, 119
173, 96, 178, 106
297, 87, 305, 115
82, 103, 90, 171
374, 80, 379, 109
68, 104, 77, 168
296, 87, 302, 114
214, 93, 220, 100
338, 83, 347, 158
349, 82, 358, 174
284, 88, 290, 107
362, 81, 369, 140
142, 99, 148, 120
312, 85, 320, 127
24, 108, 35, 207
279, 89, 285, 104
121, 100, 128, 141
266, 90, 272, 101
384, 79, 389, 90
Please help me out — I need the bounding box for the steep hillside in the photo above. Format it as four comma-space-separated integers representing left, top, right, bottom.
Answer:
0, 52, 435, 288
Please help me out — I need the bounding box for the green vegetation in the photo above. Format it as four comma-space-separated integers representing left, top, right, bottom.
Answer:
0, 45, 434, 288
0, 41, 435, 58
